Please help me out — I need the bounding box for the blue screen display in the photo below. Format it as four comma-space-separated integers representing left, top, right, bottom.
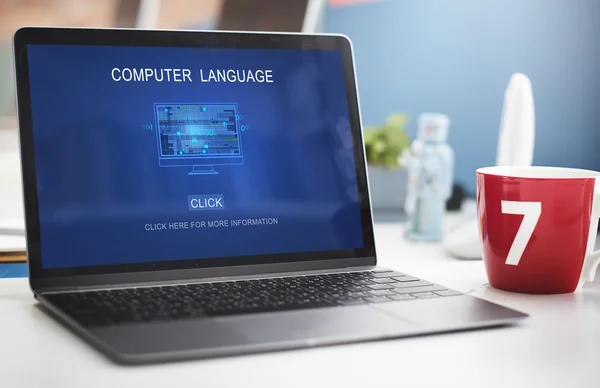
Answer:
26, 44, 363, 269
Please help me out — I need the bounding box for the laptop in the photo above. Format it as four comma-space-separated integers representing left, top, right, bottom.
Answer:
12, 27, 527, 365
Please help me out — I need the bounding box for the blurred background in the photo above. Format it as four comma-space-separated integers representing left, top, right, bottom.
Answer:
1, 0, 600, 198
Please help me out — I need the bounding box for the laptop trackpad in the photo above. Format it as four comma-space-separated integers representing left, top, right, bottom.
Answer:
372, 295, 524, 328
217, 305, 416, 344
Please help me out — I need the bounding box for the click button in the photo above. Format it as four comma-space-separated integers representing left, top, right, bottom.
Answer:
188, 194, 224, 211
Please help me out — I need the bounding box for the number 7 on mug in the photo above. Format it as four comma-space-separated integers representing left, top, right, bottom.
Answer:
501, 201, 542, 266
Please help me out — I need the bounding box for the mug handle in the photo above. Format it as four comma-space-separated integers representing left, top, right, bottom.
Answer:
581, 178, 600, 282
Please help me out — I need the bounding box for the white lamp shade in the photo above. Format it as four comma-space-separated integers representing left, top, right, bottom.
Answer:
496, 73, 535, 166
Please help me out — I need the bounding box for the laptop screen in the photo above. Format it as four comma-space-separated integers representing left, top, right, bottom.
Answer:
25, 43, 365, 269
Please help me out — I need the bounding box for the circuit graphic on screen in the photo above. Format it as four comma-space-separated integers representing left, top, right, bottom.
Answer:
155, 103, 242, 158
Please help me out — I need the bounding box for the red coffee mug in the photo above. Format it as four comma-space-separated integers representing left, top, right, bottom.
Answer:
476, 166, 600, 294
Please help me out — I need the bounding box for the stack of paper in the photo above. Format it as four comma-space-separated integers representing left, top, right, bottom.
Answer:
0, 218, 25, 253
0, 127, 26, 253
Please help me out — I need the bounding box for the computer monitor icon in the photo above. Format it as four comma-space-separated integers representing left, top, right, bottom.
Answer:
154, 103, 244, 175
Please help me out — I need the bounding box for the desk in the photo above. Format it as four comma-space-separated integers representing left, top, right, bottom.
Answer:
1, 211, 600, 388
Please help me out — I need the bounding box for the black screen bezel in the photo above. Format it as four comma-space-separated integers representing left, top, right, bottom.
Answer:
13, 27, 376, 281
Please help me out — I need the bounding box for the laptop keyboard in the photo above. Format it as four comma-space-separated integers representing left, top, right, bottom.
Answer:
44, 270, 462, 328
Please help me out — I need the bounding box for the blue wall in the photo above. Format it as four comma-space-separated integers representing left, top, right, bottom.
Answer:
326, 0, 600, 193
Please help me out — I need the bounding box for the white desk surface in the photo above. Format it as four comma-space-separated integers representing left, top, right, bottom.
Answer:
2, 211, 600, 387
1, 125, 600, 387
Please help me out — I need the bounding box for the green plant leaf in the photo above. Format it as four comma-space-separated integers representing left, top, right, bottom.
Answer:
363, 112, 411, 168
